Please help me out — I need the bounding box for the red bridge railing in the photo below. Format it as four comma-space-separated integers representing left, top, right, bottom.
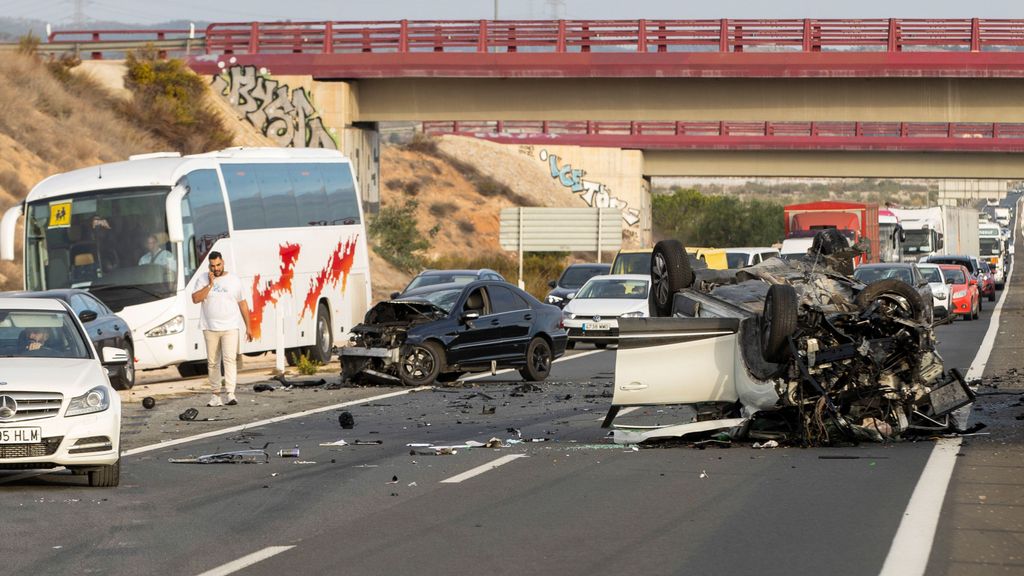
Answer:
202, 19, 1024, 55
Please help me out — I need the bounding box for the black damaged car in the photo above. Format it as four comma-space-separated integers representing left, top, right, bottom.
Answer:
340, 280, 568, 386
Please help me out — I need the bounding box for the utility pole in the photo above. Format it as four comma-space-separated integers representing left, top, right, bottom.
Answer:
71, 0, 89, 27
493, 0, 498, 20
546, 0, 566, 19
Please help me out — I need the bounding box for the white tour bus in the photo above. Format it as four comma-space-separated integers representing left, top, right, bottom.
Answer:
0, 147, 372, 377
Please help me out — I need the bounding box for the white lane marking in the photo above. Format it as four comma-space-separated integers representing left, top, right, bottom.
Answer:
878, 438, 962, 576
196, 545, 294, 576
879, 201, 1018, 576
123, 387, 431, 457
440, 454, 528, 483
461, 348, 606, 382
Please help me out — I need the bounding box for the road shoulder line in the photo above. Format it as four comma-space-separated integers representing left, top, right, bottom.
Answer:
196, 545, 294, 576
440, 454, 528, 483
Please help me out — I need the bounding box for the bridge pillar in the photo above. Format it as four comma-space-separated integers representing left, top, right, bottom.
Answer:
937, 179, 1008, 206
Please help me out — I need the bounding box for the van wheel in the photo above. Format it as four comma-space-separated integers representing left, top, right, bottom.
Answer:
88, 460, 120, 487
650, 239, 693, 317
760, 284, 798, 363
306, 303, 333, 364
519, 337, 553, 382
111, 342, 135, 390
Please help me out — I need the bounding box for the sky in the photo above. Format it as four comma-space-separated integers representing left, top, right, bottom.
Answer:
2, 0, 1021, 27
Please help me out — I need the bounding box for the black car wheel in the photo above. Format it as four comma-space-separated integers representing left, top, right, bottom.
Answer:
399, 341, 444, 386
650, 239, 693, 317
110, 342, 135, 391
519, 337, 553, 382
306, 303, 333, 364
760, 284, 798, 363
988, 289, 996, 302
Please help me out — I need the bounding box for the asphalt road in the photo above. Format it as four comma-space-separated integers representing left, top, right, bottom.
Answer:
0, 300, 1002, 576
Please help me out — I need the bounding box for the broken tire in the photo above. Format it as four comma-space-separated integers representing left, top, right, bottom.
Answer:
399, 341, 444, 386
855, 279, 927, 323
519, 337, 553, 382
810, 228, 848, 257
650, 239, 693, 317
760, 284, 798, 363
87, 459, 120, 488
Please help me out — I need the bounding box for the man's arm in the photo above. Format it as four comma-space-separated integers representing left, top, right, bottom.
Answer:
238, 299, 253, 341
192, 274, 214, 304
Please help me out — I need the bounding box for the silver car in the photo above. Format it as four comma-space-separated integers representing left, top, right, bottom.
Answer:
915, 263, 950, 319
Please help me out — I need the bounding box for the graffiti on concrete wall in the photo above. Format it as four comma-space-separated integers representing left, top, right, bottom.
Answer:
211, 65, 337, 149
538, 149, 641, 227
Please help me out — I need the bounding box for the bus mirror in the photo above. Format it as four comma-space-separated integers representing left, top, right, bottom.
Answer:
0, 204, 23, 261
165, 185, 187, 243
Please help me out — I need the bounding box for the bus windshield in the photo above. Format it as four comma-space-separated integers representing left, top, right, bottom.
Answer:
25, 187, 177, 310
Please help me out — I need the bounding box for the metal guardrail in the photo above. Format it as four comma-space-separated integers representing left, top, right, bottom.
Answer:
424, 120, 1024, 140
0, 37, 203, 59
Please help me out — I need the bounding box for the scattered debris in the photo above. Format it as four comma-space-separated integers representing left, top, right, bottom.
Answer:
506, 428, 522, 439
481, 406, 496, 415
253, 383, 277, 393
277, 447, 300, 458
512, 383, 542, 394
752, 440, 780, 449
388, 475, 399, 484
699, 470, 709, 479
292, 460, 317, 465
169, 449, 269, 464
338, 411, 355, 429
319, 440, 349, 447
142, 397, 156, 409
353, 440, 383, 445
178, 408, 199, 421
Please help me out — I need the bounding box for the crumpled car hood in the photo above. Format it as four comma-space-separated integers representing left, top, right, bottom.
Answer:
360, 299, 448, 326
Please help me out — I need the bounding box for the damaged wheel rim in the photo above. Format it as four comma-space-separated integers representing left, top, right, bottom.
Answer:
403, 348, 435, 378
652, 253, 669, 308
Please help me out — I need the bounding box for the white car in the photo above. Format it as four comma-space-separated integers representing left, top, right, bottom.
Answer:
561, 274, 650, 348
724, 247, 781, 269
0, 298, 126, 487
915, 263, 951, 319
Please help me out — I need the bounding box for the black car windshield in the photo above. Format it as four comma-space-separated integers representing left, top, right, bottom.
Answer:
559, 266, 609, 289
854, 267, 914, 284
726, 253, 749, 269
0, 310, 90, 359
25, 187, 177, 311
919, 267, 943, 283
406, 274, 480, 292
405, 288, 464, 314
576, 279, 648, 299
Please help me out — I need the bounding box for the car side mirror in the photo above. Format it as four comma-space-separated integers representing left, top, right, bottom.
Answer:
970, 278, 978, 286
460, 311, 480, 324
102, 347, 129, 365
389, 291, 400, 300
547, 280, 557, 289
79, 310, 98, 323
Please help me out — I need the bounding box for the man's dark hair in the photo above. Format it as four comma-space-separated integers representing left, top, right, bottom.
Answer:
209, 251, 223, 261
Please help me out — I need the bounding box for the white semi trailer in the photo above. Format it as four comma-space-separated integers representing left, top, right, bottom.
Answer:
892, 206, 979, 263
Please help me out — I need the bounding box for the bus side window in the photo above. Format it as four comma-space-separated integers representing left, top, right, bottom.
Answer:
320, 164, 361, 226
290, 164, 329, 227
180, 169, 229, 282
254, 164, 299, 228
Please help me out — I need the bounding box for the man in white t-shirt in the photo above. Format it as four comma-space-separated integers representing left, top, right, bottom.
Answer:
191, 251, 253, 407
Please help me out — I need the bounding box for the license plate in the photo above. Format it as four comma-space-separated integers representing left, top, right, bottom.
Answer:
583, 322, 611, 331
0, 427, 41, 444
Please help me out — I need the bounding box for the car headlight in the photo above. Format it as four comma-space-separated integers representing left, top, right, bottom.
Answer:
953, 289, 967, 299
66, 386, 110, 417
563, 312, 576, 320
934, 290, 947, 299
146, 315, 184, 338
566, 292, 576, 300
620, 311, 645, 318
546, 295, 564, 304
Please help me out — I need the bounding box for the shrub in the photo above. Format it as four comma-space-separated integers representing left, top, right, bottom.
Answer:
429, 202, 459, 218
403, 132, 439, 155
119, 48, 233, 154
402, 180, 422, 196
384, 178, 404, 190
17, 32, 40, 55
457, 219, 476, 234
290, 351, 322, 375
368, 199, 430, 272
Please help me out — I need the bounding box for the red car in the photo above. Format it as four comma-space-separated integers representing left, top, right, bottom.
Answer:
977, 262, 997, 302
939, 264, 979, 320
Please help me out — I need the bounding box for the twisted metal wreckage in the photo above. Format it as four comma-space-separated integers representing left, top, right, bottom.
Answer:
604, 230, 976, 446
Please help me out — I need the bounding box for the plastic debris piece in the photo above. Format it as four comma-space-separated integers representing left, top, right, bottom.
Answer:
319, 440, 349, 447
253, 383, 276, 393
168, 449, 269, 464
353, 440, 383, 445
506, 427, 522, 439
465, 440, 487, 448
292, 460, 317, 464
481, 406, 496, 415
178, 408, 199, 421
699, 470, 709, 479
142, 397, 156, 409
388, 475, 399, 484
408, 482, 417, 487
338, 411, 355, 429
484, 438, 503, 448
752, 440, 780, 449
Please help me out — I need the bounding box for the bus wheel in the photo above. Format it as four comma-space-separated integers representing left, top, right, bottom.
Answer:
307, 302, 333, 365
